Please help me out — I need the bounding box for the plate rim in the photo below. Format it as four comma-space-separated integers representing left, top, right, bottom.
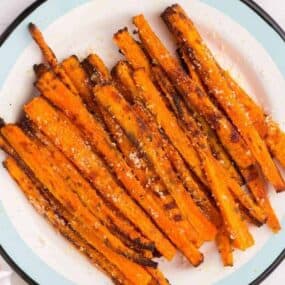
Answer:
0, 0, 284, 284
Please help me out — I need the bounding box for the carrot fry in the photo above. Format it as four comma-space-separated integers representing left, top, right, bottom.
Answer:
94, 85, 216, 246
223, 71, 285, 168
111, 61, 138, 103
4, 156, 134, 285
216, 226, 233, 267
28, 23, 57, 68
60, 56, 100, 114
114, 28, 151, 74
82, 54, 112, 84
179, 43, 279, 231
146, 268, 170, 285
24, 96, 176, 261
161, 5, 285, 191
34, 129, 155, 255
1, 124, 153, 283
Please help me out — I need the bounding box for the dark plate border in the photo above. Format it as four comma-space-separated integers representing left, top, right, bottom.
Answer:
0, 0, 284, 284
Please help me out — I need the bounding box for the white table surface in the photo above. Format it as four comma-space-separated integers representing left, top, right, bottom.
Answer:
0, 0, 284, 284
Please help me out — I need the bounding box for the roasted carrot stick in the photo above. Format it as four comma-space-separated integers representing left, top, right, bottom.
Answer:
24, 96, 176, 261
146, 268, 170, 285
82, 53, 112, 83
28, 23, 58, 68
94, 85, 217, 244
34, 129, 155, 254
1, 124, 153, 283
111, 61, 138, 103
216, 226, 233, 267
179, 44, 280, 231
131, 70, 257, 247
114, 28, 151, 74
4, 156, 134, 285
221, 70, 267, 137
223, 71, 285, 168
161, 5, 285, 191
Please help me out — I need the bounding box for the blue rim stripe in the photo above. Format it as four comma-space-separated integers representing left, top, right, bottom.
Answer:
0, 1, 284, 284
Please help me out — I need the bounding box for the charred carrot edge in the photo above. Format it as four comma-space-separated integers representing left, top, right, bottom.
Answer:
216, 226, 233, 267
28, 23, 58, 68
178, 44, 279, 230
111, 61, 138, 103
131, 69, 255, 248
83, 53, 112, 83
151, 64, 243, 185
94, 85, 211, 266
240, 164, 281, 232
4, 156, 134, 285
146, 268, 170, 285
60, 56, 100, 113
161, 5, 285, 191
34, 129, 155, 255
24, 96, 176, 261
1, 124, 153, 284
266, 119, 285, 169
114, 28, 151, 74
133, 68, 266, 224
